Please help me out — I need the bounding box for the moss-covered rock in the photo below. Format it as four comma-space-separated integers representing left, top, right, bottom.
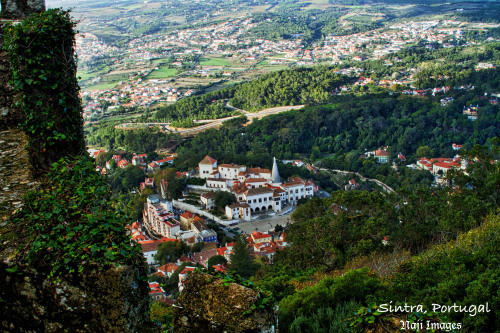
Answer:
0, 261, 156, 332
173, 271, 276, 333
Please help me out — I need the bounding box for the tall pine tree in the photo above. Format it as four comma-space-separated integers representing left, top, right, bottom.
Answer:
229, 235, 259, 278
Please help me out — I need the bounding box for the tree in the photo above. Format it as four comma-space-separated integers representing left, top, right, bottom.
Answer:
191, 242, 204, 253
214, 191, 236, 211
207, 255, 228, 268
108, 158, 117, 170
96, 151, 113, 167
154, 168, 186, 200
310, 146, 321, 160
155, 241, 189, 264
416, 145, 435, 158
150, 302, 174, 329
229, 236, 259, 278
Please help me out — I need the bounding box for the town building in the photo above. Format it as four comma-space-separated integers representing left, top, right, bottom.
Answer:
143, 194, 180, 238
149, 282, 166, 301
191, 219, 217, 243
200, 192, 215, 210
197, 156, 315, 219
463, 105, 479, 120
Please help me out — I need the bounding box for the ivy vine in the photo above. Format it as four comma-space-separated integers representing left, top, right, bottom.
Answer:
3, 8, 85, 174
9, 156, 146, 282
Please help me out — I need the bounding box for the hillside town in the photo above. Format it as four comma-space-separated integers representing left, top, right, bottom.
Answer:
87, 145, 476, 304
77, 18, 499, 122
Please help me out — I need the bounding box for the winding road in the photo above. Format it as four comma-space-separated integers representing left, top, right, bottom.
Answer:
115, 103, 305, 134
313, 165, 395, 194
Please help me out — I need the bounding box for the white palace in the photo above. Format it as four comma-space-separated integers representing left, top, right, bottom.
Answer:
198, 155, 315, 221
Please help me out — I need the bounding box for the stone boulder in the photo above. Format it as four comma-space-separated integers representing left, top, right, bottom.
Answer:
173, 271, 276, 333
0, 261, 157, 332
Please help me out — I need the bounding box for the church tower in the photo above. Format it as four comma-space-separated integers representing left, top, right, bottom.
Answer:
271, 157, 281, 184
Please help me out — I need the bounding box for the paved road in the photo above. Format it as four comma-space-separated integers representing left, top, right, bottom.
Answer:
235, 212, 293, 234
314, 165, 395, 193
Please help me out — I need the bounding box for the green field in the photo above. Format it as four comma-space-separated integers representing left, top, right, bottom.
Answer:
77, 70, 95, 81
83, 81, 119, 91
199, 57, 232, 66
148, 67, 178, 79
103, 72, 130, 82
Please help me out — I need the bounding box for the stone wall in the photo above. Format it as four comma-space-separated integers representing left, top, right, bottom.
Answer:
0, 19, 21, 131
0, 0, 46, 129
1, 0, 45, 18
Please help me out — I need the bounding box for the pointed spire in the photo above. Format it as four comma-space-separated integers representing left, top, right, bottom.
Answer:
271, 157, 280, 184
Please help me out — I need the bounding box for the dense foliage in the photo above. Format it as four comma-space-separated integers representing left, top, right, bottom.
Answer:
8, 156, 145, 281
155, 241, 190, 265
86, 125, 179, 152
386, 213, 500, 331
154, 88, 238, 124
230, 236, 260, 279
175, 92, 498, 172
4, 9, 84, 174
154, 67, 347, 124
253, 143, 499, 332
229, 67, 347, 111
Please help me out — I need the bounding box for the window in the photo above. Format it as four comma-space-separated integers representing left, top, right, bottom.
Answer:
295, 189, 298, 194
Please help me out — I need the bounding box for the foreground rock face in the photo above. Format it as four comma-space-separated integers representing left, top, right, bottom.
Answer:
0, 0, 45, 18
173, 272, 276, 333
0, 262, 154, 332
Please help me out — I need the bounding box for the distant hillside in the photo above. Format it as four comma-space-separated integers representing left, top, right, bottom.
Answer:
153, 66, 348, 123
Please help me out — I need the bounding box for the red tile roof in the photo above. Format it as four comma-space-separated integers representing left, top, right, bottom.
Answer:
247, 167, 271, 174
201, 192, 215, 199
252, 231, 272, 240
179, 256, 195, 263
149, 282, 164, 295
148, 162, 159, 168
141, 241, 160, 253
180, 267, 196, 275
156, 157, 174, 164
158, 263, 179, 274
200, 155, 217, 165
219, 163, 241, 168
213, 264, 227, 273
180, 212, 194, 219
375, 150, 389, 157
245, 178, 268, 183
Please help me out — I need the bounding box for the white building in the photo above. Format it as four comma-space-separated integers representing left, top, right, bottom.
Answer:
242, 187, 278, 213
225, 203, 252, 221
141, 242, 159, 265
200, 192, 215, 210
281, 178, 314, 205
143, 195, 180, 238
199, 155, 217, 179
196, 156, 315, 220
